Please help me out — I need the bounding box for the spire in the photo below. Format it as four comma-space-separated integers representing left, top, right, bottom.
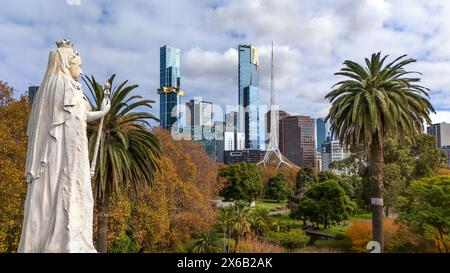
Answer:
257, 42, 298, 169
270, 41, 275, 107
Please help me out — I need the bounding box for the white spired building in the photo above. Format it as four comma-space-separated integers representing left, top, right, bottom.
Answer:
321, 136, 349, 173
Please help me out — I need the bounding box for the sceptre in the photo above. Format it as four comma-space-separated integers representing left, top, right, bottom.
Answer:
90, 82, 111, 178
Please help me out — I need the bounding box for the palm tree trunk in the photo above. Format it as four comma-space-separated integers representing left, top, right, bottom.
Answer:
234, 234, 240, 253
96, 199, 109, 253
370, 136, 384, 252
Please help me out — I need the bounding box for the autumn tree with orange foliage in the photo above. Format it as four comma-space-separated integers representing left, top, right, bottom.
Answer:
107, 128, 220, 252
0, 82, 30, 252
345, 220, 398, 252
259, 166, 297, 191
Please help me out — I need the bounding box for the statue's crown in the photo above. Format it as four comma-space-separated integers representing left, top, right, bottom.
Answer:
56, 39, 74, 49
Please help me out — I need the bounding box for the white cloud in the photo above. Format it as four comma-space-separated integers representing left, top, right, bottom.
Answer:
1, 0, 450, 124
431, 111, 450, 125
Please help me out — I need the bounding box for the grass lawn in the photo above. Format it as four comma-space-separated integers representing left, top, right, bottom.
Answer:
322, 212, 372, 237
254, 199, 287, 212
268, 213, 303, 229
351, 212, 372, 220
266, 211, 372, 237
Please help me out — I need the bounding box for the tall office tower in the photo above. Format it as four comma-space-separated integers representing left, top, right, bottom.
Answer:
427, 122, 450, 148
316, 118, 327, 152
225, 112, 236, 151
158, 45, 184, 131
215, 121, 225, 163
185, 97, 213, 128
279, 115, 316, 169
321, 136, 348, 173
225, 111, 245, 151
185, 97, 216, 159
28, 86, 39, 103
238, 44, 260, 150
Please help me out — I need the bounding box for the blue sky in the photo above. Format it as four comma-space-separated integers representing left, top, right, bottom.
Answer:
2, 0, 450, 124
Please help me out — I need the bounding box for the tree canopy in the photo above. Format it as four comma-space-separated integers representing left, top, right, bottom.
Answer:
397, 176, 450, 253
219, 163, 263, 202
265, 173, 293, 202
295, 180, 356, 228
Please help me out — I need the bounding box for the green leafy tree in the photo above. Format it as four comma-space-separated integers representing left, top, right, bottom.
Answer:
219, 163, 263, 202
295, 167, 317, 194
397, 176, 450, 253
411, 134, 447, 179
318, 171, 339, 182
265, 173, 293, 202
333, 135, 446, 216
84, 75, 161, 252
297, 180, 356, 228
325, 53, 434, 250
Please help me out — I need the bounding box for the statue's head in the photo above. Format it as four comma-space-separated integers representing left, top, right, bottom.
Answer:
55, 39, 83, 81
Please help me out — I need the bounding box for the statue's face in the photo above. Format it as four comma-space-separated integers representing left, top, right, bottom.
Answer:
69, 62, 83, 81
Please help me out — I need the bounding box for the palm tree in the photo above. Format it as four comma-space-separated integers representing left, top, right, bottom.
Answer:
192, 230, 223, 253
230, 200, 252, 253
84, 75, 161, 252
325, 53, 434, 251
218, 207, 234, 253
250, 208, 271, 236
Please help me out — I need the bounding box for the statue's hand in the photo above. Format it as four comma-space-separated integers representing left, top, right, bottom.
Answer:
100, 98, 111, 113
87, 98, 111, 122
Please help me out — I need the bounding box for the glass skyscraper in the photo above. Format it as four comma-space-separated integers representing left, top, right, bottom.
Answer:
28, 86, 39, 103
316, 117, 327, 152
185, 98, 217, 160
158, 45, 184, 131
238, 44, 260, 150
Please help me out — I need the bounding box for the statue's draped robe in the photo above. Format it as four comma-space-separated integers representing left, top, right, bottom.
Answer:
18, 71, 96, 253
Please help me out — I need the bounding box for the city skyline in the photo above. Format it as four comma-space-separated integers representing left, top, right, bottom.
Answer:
3, 1, 450, 126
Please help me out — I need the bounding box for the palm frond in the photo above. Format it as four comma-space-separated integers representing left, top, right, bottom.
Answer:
84, 74, 161, 202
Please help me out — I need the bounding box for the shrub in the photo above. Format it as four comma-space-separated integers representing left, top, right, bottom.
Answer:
345, 220, 398, 252
237, 234, 284, 253
173, 240, 197, 253
391, 223, 439, 253
109, 233, 140, 253
266, 230, 310, 250
314, 239, 352, 250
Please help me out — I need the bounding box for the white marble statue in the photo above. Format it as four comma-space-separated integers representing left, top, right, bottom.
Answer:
18, 39, 111, 253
